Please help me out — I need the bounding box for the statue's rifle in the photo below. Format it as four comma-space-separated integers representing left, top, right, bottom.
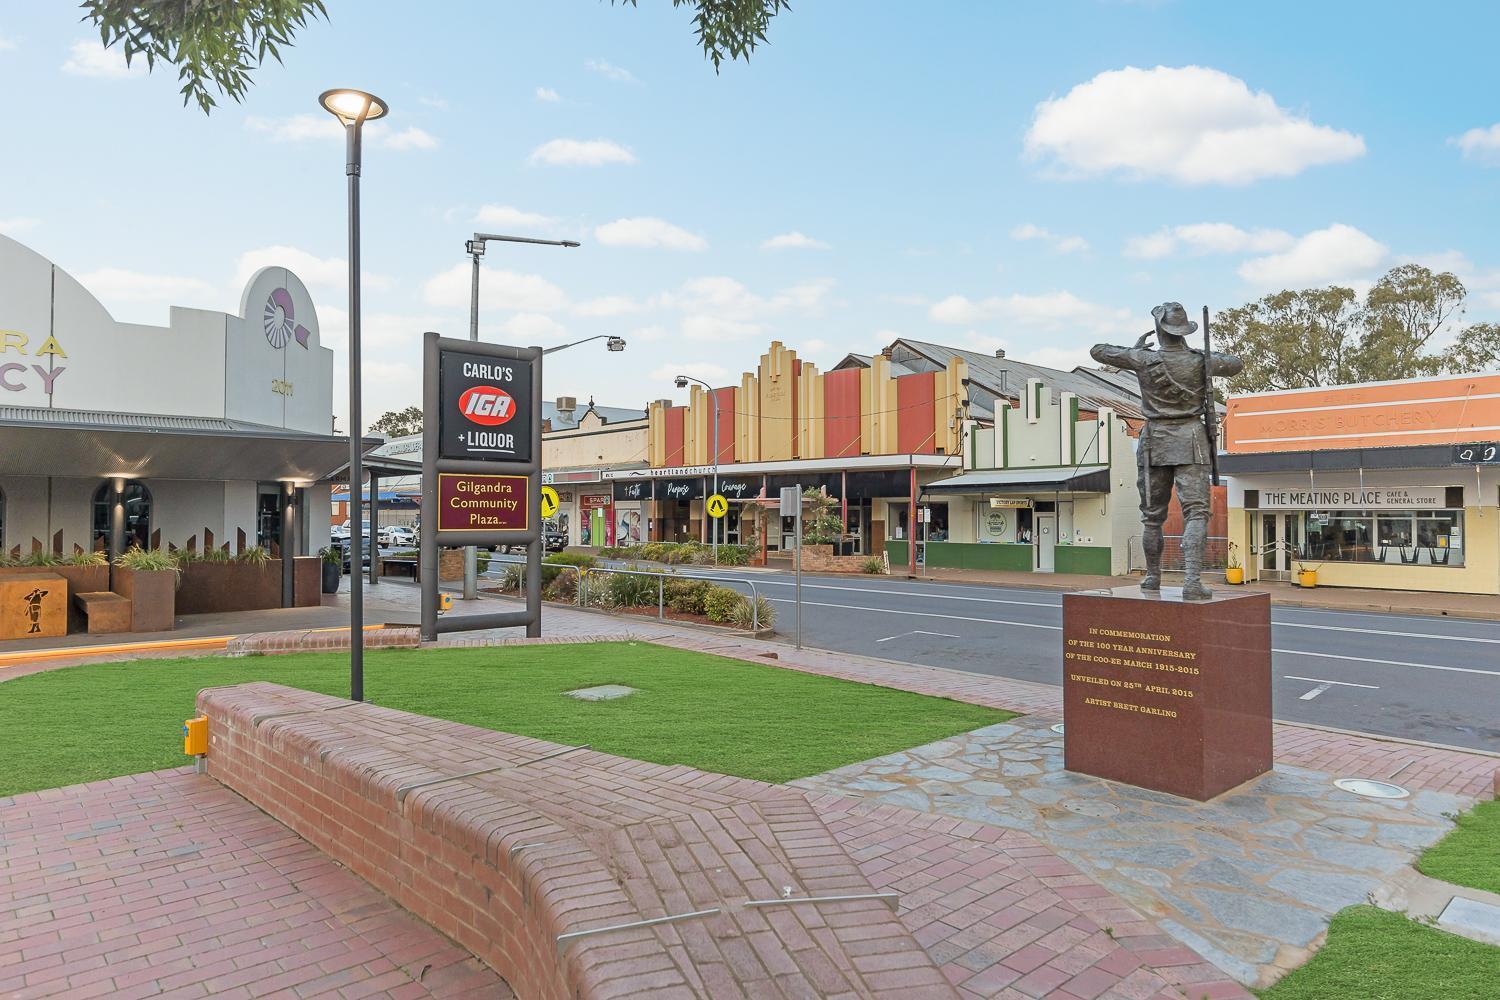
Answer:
1202, 305, 1220, 487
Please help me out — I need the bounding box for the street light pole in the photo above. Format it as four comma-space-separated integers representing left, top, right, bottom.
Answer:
320, 88, 388, 703
462, 232, 582, 601
674, 375, 720, 564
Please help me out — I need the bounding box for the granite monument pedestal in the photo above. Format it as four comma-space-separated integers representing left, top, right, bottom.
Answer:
1062, 585, 1272, 801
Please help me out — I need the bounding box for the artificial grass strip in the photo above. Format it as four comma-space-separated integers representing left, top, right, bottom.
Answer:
1416, 798, 1500, 896
0, 641, 1011, 797
1256, 905, 1500, 1000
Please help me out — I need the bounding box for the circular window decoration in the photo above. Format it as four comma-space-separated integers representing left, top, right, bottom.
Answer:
263, 288, 296, 348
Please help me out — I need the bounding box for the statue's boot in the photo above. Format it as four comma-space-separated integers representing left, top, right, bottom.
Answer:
1140, 524, 1163, 591
1180, 518, 1213, 601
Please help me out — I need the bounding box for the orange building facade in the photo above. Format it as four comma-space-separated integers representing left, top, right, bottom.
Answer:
1221, 373, 1500, 595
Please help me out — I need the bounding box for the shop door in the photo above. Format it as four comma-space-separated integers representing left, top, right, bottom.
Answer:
590, 507, 607, 547
1258, 513, 1301, 580
1036, 513, 1056, 571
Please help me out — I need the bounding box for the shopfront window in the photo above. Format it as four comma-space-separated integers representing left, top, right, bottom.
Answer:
888, 503, 909, 540
1302, 510, 1464, 566
91, 481, 152, 552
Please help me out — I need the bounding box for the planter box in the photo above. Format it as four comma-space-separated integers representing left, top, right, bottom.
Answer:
176, 561, 282, 615
0, 564, 108, 632
114, 568, 176, 632
293, 556, 321, 607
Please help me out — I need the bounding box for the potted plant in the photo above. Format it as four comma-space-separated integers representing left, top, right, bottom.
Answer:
320, 546, 342, 593
1225, 542, 1244, 585
1294, 559, 1321, 588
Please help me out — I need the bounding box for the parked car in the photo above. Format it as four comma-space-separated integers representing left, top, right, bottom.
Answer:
330, 521, 349, 541
543, 522, 567, 553
338, 535, 373, 571
380, 525, 416, 547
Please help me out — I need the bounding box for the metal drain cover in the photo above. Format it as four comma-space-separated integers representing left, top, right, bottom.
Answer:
1050, 723, 1065, 735
1333, 778, 1410, 799
1061, 798, 1119, 818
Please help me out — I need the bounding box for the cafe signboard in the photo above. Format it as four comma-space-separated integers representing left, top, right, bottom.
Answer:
1257, 486, 1449, 510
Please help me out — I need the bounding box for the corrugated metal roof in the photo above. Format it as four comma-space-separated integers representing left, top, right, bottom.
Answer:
0, 404, 346, 439
890, 339, 1144, 420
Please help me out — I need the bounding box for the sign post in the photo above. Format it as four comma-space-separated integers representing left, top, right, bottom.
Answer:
420, 333, 543, 640
780, 486, 802, 650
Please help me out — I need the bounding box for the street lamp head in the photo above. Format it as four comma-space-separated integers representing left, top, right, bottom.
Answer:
319, 88, 388, 126
674, 375, 689, 389
607, 336, 626, 352
561, 240, 582, 248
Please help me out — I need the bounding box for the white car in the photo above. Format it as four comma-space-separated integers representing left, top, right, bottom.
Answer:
381, 525, 417, 547
330, 521, 350, 541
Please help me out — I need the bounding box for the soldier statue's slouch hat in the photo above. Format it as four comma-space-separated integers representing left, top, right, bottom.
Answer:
1151, 301, 1198, 339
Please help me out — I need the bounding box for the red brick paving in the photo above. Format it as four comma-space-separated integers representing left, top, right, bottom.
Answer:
0, 768, 507, 999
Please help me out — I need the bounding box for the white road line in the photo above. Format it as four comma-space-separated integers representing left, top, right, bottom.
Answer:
875, 630, 960, 643
768, 599, 1062, 631
1276, 621, 1500, 645
1283, 675, 1380, 689
734, 579, 1058, 608
1274, 648, 1500, 678
1299, 684, 1332, 701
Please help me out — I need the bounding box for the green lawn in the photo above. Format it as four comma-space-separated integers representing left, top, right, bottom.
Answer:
1417, 798, 1500, 896
1256, 906, 1500, 1000
0, 642, 1011, 797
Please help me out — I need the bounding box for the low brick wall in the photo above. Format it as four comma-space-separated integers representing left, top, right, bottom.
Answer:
199, 683, 954, 999
224, 626, 420, 656
799, 543, 881, 574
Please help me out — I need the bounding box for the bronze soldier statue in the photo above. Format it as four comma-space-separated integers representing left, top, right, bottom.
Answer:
1091, 302, 1242, 600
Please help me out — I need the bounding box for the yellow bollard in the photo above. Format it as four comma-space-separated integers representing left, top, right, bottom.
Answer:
438, 592, 454, 613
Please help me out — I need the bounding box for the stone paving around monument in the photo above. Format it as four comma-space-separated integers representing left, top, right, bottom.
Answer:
791, 718, 1468, 988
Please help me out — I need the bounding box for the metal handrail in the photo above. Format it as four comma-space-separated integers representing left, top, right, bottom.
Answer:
485, 556, 762, 631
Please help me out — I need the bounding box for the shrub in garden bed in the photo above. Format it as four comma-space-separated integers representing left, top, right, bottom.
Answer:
665, 577, 714, 615
703, 585, 744, 623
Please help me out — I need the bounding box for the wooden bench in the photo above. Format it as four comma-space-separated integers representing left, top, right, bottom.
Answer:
74, 592, 133, 635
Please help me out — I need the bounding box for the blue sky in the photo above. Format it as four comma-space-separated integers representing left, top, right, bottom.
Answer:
2, 1, 1498, 426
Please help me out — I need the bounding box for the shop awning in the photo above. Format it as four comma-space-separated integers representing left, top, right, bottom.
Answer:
0, 405, 376, 483
922, 467, 1112, 494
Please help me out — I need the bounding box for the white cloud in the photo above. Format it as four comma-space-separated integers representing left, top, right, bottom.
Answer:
243, 115, 438, 150
595, 217, 706, 251
572, 295, 648, 318
630, 325, 669, 343
381, 127, 438, 151
0, 217, 39, 234
503, 313, 567, 342
761, 231, 829, 251
929, 290, 1135, 337
233, 245, 392, 293
1025, 65, 1365, 185
417, 96, 449, 111
61, 39, 140, 78
586, 59, 637, 83
474, 204, 557, 230
1452, 122, 1500, 165
422, 263, 567, 312
1237, 224, 1387, 288
656, 274, 834, 341
1010, 223, 1088, 254
0, 35, 16, 52
76, 267, 215, 303
1124, 222, 1295, 259
529, 138, 636, 167
535, 87, 561, 103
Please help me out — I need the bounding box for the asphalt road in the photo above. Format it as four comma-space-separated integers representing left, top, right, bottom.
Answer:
648, 566, 1500, 753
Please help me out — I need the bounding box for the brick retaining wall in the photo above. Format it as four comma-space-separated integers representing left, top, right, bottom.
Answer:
199, 683, 956, 999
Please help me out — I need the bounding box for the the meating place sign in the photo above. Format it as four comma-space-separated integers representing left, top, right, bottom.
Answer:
420, 333, 543, 640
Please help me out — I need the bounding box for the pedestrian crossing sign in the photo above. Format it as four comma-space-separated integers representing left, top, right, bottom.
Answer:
540, 485, 560, 518
707, 493, 729, 519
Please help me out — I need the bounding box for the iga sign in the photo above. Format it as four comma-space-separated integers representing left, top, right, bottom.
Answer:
437, 474, 528, 532
439, 349, 533, 462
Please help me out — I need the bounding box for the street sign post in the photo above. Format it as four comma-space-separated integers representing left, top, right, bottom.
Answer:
421, 333, 543, 640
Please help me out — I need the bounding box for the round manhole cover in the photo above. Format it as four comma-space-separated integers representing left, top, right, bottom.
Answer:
1334, 778, 1410, 799
1061, 798, 1119, 818
1050, 723, 1065, 735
